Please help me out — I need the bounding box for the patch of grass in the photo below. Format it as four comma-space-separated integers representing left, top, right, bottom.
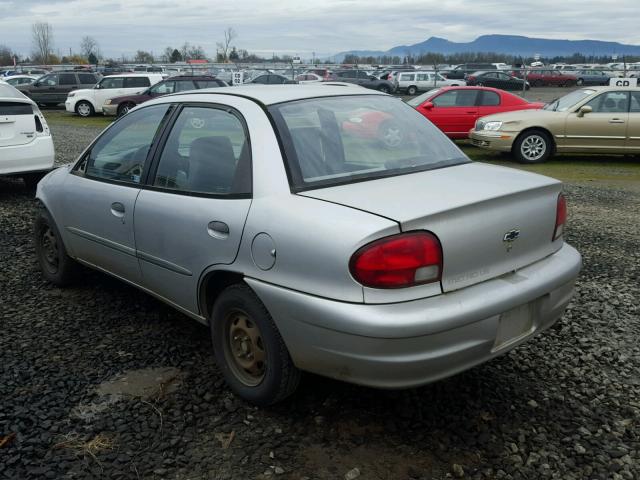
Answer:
43, 109, 114, 129
458, 142, 640, 184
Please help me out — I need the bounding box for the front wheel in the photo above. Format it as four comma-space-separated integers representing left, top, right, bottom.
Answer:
34, 208, 79, 286
576, 78, 584, 86
22, 172, 45, 190
75, 100, 94, 117
117, 102, 135, 117
211, 284, 300, 405
513, 130, 553, 164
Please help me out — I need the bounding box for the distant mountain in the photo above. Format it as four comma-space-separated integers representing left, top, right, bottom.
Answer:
336, 34, 640, 60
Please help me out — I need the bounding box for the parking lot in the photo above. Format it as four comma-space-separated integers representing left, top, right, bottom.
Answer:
1, 86, 639, 480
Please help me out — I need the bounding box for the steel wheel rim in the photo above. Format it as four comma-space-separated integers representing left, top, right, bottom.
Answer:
41, 227, 59, 274
521, 135, 546, 161
223, 309, 266, 386
381, 124, 403, 147
77, 103, 91, 116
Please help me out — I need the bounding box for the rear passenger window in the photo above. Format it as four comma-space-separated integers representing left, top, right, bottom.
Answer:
630, 93, 640, 113
79, 74, 98, 84
59, 74, 77, 85
480, 91, 500, 106
82, 104, 171, 184
125, 77, 151, 88
153, 106, 251, 195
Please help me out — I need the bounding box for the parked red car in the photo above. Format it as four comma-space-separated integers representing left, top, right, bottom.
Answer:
408, 86, 545, 139
513, 70, 578, 87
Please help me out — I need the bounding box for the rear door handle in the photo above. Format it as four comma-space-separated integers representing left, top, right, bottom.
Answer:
207, 221, 229, 239
110, 202, 125, 218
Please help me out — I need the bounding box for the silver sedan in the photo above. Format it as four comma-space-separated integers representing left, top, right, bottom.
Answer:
34, 85, 582, 405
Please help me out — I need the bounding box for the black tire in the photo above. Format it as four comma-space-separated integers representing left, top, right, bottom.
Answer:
22, 172, 45, 190
117, 102, 135, 117
406, 85, 417, 96
377, 84, 390, 94
211, 284, 300, 405
533, 79, 544, 87
75, 100, 94, 117
513, 129, 553, 164
576, 78, 584, 86
34, 208, 79, 286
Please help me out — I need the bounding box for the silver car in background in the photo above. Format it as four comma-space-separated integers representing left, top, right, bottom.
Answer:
34, 86, 581, 405
396, 71, 467, 95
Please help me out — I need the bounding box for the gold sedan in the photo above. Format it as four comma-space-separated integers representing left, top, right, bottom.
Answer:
469, 86, 640, 163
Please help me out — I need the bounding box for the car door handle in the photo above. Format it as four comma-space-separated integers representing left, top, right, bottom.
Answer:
207, 221, 229, 239
110, 202, 125, 218
609, 119, 625, 124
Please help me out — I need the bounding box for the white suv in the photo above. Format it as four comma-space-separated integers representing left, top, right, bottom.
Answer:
65, 73, 163, 117
0, 83, 54, 188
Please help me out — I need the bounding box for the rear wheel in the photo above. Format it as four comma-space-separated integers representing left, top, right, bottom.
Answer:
34, 208, 79, 286
75, 100, 94, 117
406, 85, 417, 96
576, 78, 584, 86
513, 129, 553, 164
211, 284, 300, 405
117, 102, 135, 117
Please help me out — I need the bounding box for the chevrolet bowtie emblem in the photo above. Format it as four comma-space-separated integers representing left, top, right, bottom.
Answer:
503, 229, 520, 252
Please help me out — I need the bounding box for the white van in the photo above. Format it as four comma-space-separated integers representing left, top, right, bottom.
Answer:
396, 71, 466, 95
0, 83, 54, 188
65, 73, 163, 117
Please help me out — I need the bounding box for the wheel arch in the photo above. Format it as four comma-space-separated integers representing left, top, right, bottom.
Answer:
512, 126, 557, 155
198, 269, 247, 321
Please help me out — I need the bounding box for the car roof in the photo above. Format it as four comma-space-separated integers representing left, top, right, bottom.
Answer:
160, 84, 383, 106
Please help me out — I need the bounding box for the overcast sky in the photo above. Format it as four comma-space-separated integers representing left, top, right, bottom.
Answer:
1, 0, 639, 60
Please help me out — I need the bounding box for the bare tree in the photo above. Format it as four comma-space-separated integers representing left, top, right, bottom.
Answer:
216, 27, 236, 62
32, 22, 54, 64
80, 36, 100, 59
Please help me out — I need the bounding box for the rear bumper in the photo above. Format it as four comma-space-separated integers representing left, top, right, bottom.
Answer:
469, 130, 515, 151
0, 136, 55, 176
247, 243, 581, 388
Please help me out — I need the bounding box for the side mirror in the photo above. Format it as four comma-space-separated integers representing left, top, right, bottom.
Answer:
422, 101, 434, 110
577, 105, 592, 117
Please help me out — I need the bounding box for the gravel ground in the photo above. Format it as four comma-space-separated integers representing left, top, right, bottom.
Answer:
1, 121, 638, 480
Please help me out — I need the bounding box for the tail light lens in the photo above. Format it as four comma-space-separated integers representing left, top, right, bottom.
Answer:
350, 232, 443, 289
553, 193, 567, 240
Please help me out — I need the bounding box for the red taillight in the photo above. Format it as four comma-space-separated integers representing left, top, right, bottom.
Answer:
553, 193, 567, 240
350, 232, 443, 289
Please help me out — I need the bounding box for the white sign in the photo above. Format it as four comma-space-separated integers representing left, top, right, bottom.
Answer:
232, 71, 244, 86
609, 77, 638, 87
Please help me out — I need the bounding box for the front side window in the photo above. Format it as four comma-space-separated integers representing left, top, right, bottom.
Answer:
585, 92, 629, 113
406, 89, 440, 107
174, 80, 197, 92
39, 74, 57, 86
432, 89, 478, 107
82, 104, 171, 184
196, 80, 225, 88
630, 92, 640, 113
153, 106, 251, 195
150, 81, 175, 95
99, 77, 125, 89
270, 95, 469, 190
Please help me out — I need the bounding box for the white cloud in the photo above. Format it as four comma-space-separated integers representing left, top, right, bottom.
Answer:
1, 0, 638, 59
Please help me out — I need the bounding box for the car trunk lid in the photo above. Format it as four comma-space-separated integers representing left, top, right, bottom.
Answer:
0, 98, 37, 147
299, 162, 563, 293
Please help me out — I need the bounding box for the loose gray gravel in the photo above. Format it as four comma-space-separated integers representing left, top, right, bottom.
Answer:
0, 123, 638, 480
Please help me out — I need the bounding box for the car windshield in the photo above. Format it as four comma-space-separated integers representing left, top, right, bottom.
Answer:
269, 95, 469, 191
544, 89, 596, 111
406, 89, 440, 107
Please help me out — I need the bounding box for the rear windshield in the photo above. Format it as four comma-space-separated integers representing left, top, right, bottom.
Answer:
0, 102, 33, 115
269, 95, 469, 191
